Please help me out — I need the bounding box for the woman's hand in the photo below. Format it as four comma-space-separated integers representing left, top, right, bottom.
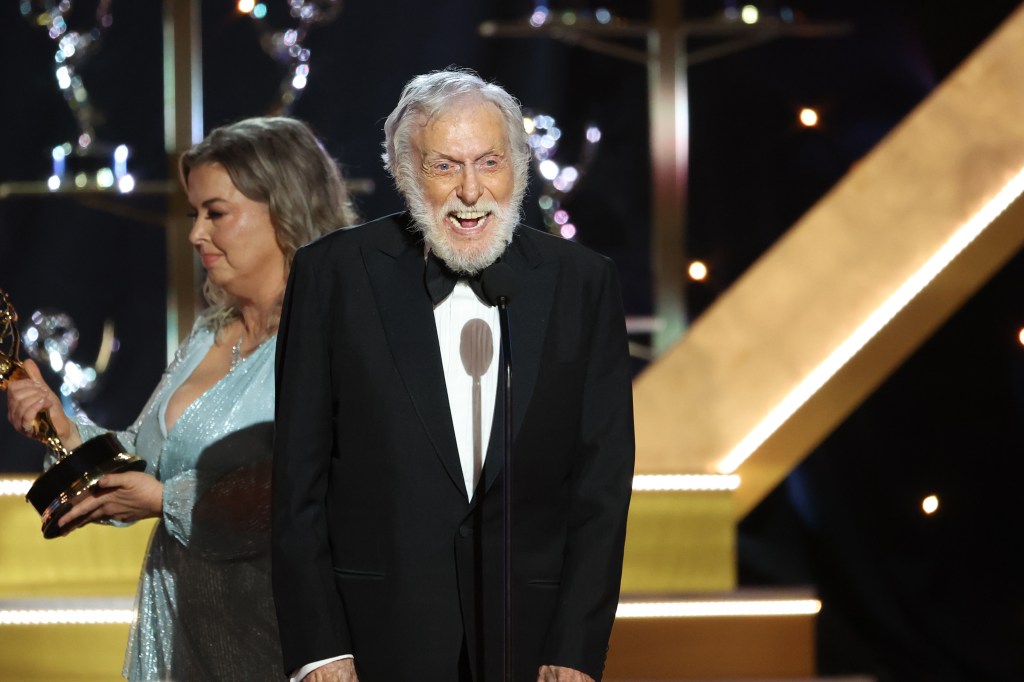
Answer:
57, 471, 163, 533
5, 358, 81, 450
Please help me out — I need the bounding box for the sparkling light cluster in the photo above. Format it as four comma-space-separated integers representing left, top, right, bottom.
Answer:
240, 0, 342, 114
721, 2, 797, 25
524, 113, 601, 240
20, 0, 135, 192
22, 309, 118, 400
528, 5, 615, 29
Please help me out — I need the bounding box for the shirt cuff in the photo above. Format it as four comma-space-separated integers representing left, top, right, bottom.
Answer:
290, 655, 354, 681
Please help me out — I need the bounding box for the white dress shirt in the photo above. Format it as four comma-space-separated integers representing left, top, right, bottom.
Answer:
434, 279, 500, 499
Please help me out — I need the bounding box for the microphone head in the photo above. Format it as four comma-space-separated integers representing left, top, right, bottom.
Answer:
480, 262, 517, 306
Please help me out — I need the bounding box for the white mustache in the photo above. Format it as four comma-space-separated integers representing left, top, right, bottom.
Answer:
440, 199, 501, 215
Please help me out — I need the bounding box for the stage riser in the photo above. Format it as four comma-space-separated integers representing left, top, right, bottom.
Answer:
0, 483, 153, 599
0, 624, 129, 681
606, 614, 815, 680
0, 616, 814, 681
621, 489, 735, 593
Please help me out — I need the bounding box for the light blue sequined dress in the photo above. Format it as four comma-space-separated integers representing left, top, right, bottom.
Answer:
76, 316, 281, 681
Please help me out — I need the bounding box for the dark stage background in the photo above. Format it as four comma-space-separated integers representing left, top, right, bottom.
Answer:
1, 1, 1022, 680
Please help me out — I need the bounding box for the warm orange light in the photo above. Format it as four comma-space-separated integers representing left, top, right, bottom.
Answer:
799, 108, 819, 127
688, 260, 708, 281
922, 494, 939, 515
237, 0, 256, 14
717, 163, 1024, 475
1018, 327, 1024, 346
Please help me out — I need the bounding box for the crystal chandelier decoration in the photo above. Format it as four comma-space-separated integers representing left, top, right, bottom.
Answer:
19, 0, 135, 193
524, 112, 601, 240
240, 0, 343, 114
21, 308, 119, 403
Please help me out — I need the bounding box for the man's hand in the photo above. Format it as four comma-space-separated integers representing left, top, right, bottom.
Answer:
304, 659, 358, 682
537, 665, 596, 682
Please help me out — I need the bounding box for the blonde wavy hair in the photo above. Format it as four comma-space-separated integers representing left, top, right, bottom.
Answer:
180, 116, 359, 333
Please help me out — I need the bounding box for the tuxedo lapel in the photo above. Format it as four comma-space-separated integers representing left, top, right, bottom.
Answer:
361, 220, 468, 499
479, 229, 557, 497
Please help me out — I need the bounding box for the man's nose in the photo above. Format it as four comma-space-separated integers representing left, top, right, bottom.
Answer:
457, 166, 481, 205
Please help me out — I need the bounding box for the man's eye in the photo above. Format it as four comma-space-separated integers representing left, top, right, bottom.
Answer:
434, 162, 454, 173
478, 157, 502, 170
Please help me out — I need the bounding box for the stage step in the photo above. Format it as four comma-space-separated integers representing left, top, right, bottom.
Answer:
0, 597, 133, 681
1, 591, 823, 682
1, 476, 759, 681
0, 477, 151, 681
3, 475, 739, 597
622, 480, 736, 593
606, 589, 821, 681
0, 477, 155, 599
607, 678, 874, 682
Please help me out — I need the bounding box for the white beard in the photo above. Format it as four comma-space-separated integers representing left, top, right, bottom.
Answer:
407, 192, 518, 275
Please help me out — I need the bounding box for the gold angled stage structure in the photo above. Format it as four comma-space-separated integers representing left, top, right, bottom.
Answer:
612, 5, 1024, 678
632, 3, 1024, 516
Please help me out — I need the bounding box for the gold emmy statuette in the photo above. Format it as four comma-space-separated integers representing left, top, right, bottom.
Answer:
0, 289, 145, 538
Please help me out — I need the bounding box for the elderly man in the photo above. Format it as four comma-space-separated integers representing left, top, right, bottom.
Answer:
272, 68, 634, 682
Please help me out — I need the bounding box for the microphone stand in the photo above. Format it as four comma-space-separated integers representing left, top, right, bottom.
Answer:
481, 261, 516, 682
496, 294, 513, 682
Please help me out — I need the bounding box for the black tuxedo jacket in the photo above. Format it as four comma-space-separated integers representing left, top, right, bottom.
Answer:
272, 213, 634, 682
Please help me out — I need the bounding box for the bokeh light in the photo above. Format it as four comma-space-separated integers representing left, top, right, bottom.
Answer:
800, 107, 820, 127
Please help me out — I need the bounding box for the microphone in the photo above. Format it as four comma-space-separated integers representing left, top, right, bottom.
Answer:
480, 262, 517, 307
459, 319, 493, 495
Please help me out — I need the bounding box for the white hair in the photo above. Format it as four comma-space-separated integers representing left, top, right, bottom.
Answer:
381, 67, 530, 218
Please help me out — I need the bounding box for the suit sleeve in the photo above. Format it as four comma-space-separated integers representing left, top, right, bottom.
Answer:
271, 245, 352, 674
543, 257, 635, 679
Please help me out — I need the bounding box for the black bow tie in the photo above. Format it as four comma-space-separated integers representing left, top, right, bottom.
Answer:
424, 251, 488, 305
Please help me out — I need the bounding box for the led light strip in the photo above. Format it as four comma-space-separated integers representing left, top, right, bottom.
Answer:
0, 597, 819, 624
2, 476, 744, 496
632, 474, 739, 491
718, 165, 1024, 474
0, 598, 134, 625
0, 608, 134, 625
0, 479, 32, 497
617, 598, 821, 619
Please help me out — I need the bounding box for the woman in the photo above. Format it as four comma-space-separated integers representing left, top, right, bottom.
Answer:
5, 116, 358, 680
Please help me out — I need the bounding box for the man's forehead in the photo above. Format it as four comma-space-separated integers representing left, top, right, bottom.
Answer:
415, 103, 508, 157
